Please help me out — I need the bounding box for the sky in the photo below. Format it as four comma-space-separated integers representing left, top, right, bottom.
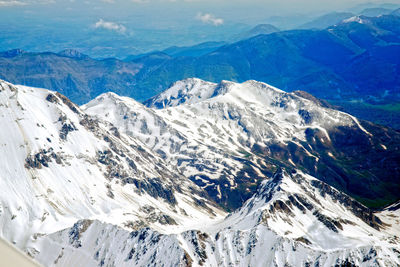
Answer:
1, 0, 400, 26
2, 0, 399, 15
0, 0, 399, 57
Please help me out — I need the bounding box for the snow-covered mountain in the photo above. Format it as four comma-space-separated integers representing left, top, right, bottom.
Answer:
84, 78, 400, 211
32, 170, 400, 266
0, 79, 224, 252
1, 78, 399, 266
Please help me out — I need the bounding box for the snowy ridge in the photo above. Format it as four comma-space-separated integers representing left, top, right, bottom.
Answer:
343, 15, 369, 24
32, 170, 400, 266
84, 78, 369, 209
0, 80, 224, 251
225, 169, 398, 248
144, 78, 218, 108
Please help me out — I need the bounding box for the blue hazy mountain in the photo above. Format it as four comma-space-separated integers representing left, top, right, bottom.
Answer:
1, 15, 399, 128
0, 49, 143, 104
151, 41, 226, 58
359, 7, 395, 16
348, 2, 400, 13
299, 12, 355, 29
392, 8, 400, 16
130, 14, 400, 102
230, 24, 280, 41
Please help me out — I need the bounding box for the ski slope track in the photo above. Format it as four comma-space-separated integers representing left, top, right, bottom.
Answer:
0, 78, 399, 266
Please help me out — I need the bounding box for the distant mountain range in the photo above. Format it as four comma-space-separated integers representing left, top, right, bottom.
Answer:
298, 8, 397, 30
299, 12, 355, 29
0, 14, 399, 128
230, 24, 280, 41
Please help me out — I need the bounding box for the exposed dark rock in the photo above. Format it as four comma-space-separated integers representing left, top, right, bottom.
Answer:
188, 160, 266, 212
146, 212, 177, 225
387, 201, 400, 211
103, 135, 127, 157
293, 194, 314, 211
269, 200, 294, 216
311, 179, 384, 230
246, 230, 258, 255
25, 148, 63, 169
334, 259, 357, 267
292, 91, 336, 109
110, 126, 121, 138
55, 92, 80, 114
362, 248, 377, 262
131, 178, 177, 205
295, 237, 312, 245
126, 248, 135, 261
68, 220, 93, 248
298, 109, 312, 124
79, 115, 100, 132
123, 220, 146, 231
58, 114, 77, 140
105, 184, 114, 199
45, 93, 59, 104
313, 210, 340, 233
182, 250, 193, 267
288, 195, 306, 213
184, 231, 207, 266
125, 158, 137, 171
59, 121, 77, 140
96, 150, 117, 166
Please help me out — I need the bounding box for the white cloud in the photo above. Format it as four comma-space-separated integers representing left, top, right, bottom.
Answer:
196, 12, 224, 26
101, 0, 115, 3
0, 0, 55, 6
0, 0, 26, 6
94, 19, 127, 34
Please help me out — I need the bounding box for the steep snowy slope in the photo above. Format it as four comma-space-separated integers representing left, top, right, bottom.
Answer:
31, 170, 400, 266
0, 80, 224, 253
84, 78, 400, 210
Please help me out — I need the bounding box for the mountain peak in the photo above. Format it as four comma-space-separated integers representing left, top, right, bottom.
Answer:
144, 78, 288, 109
82, 91, 145, 114
232, 168, 392, 249
0, 49, 25, 58
58, 49, 89, 59
342, 15, 371, 24
144, 78, 218, 108
232, 24, 279, 41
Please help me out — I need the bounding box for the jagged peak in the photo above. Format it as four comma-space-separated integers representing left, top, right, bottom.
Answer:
237, 168, 386, 237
